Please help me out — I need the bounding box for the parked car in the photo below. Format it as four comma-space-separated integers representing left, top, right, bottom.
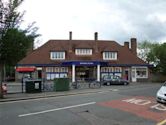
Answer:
102, 75, 129, 85
156, 81, 166, 104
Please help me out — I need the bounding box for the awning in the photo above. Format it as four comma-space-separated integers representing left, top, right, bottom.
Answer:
16, 67, 36, 72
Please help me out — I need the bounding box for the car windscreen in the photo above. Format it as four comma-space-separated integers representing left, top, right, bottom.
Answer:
163, 82, 166, 86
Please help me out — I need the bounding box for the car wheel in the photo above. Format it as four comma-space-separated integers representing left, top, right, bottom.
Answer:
124, 82, 128, 85
107, 82, 110, 86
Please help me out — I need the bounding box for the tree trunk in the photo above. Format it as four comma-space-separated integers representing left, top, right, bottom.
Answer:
0, 64, 4, 98
3, 63, 6, 81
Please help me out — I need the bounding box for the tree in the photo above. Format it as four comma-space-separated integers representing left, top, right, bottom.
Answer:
1, 0, 25, 98
0, 0, 39, 98
1, 28, 36, 66
138, 41, 166, 75
148, 43, 166, 75
137, 40, 157, 63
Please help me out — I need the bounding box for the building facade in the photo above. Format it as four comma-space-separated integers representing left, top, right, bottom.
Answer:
16, 32, 152, 82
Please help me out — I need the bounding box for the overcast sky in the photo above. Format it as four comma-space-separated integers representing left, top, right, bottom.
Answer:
19, 0, 166, 47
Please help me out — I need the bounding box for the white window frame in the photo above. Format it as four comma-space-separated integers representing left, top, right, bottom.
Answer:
75, 49, 92, 55
103, 52, 117, 60
50, 52, 65, 60
132, 67, 148, 79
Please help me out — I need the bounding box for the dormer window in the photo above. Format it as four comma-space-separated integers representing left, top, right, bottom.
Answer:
75, 49, 92, 55
50, 51, 65, 60
103, 51, 117, 60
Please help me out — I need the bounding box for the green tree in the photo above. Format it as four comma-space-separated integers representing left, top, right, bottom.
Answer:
1, 0, 25, 98
1, 28, 35, 65
148, 43, 166, 75
137, 40, 157, 63
0, 0, 39, 98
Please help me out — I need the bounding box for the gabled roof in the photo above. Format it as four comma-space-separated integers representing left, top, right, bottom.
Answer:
18, 39, 148, 66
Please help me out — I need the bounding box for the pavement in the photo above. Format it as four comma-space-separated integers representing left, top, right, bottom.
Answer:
0, 87, 107, 102
0, 82, 161, 103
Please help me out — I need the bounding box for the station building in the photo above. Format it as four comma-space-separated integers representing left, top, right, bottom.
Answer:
16, 32, 152, 82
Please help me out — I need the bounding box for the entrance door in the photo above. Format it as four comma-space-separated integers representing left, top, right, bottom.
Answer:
76, 66, 96, 81
131, 68, 137, 82
38, 70, 42, 79
125, 70, 129, 81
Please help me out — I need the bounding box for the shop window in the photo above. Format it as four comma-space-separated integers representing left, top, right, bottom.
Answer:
114, 67, 122, 72
46, 67, 68, 80
101, 67, 114, 72
46, 67, 54, 72
136, 67, 148, 78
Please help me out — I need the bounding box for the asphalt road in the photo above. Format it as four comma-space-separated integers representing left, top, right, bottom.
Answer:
0, 83, 166, 125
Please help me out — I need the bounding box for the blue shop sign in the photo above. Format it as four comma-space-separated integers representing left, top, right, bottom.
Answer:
78, 62, 95, 66
62, 61, 108, 66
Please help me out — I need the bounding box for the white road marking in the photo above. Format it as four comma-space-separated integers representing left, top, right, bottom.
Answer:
98, 91, 110, 93
107, 89, 119, 92
0, 89, 119, 104
0, 93, 97, 104
112, 89, 118, 92
157, 119, 166, 125
18, 102, 96, 117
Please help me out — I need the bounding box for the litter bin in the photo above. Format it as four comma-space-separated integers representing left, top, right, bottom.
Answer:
25, 79, 42, 93
54, 78, 69, 91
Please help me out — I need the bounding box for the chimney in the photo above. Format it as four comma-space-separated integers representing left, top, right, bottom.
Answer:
94, 32, 98, 40
130, 38, 137, 55
69, 31, 72, 40
124, 41, 129, 49
69, 31, 72, 52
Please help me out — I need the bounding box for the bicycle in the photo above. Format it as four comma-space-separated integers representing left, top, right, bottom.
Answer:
43, 83, 54, 91
89, 80, 101, 89
70, 81, 80, 89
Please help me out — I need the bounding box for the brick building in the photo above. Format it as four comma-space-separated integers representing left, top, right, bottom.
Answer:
16, 32, 152, 82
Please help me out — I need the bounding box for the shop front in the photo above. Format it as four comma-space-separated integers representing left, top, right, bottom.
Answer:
16, 63, 151, 83
62, 61, 108, 82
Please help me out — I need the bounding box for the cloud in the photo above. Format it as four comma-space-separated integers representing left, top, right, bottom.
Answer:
19, 0, 166, 47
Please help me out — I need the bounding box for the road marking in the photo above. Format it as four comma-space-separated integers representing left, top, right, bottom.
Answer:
108, 89, 119, 92
157, 119, 166, 125
0, 93, 97, 104
98, 91, 110, 93
18, 102, 96, 117
0, 89, 119, 104
112, 89, 118, 92
99, 96, 166, 122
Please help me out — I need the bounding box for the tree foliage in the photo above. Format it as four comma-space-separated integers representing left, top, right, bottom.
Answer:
0, 0, 39, 66
138, 41, 166, 75
148, 43, 166, 75
0, 0, 24, 37
137, 40, 156, 63
0, 0, 39, 98
1, 28, 35, 66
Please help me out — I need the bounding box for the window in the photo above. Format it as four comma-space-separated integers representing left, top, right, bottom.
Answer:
101, 67, 114, 72
114, 67, 122, 72
50, 52, 65, 60
75, 49, 92, 55
103, 52, 117, 60
136, 67, 148, 78
46, 67, 68, 80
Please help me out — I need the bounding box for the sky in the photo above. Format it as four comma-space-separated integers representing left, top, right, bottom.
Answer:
19, 0, 166, 47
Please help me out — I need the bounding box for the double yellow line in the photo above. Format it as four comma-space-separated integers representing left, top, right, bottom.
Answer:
157, 119, 166, 125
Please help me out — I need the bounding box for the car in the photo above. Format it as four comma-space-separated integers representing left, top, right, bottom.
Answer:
156, 81, 166, 104
102, 75, 129, 86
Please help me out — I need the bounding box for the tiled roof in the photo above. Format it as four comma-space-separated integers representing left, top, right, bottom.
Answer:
18, 39, 147, 66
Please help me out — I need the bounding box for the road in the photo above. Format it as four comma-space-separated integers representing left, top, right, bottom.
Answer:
0, 83, 166, 125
